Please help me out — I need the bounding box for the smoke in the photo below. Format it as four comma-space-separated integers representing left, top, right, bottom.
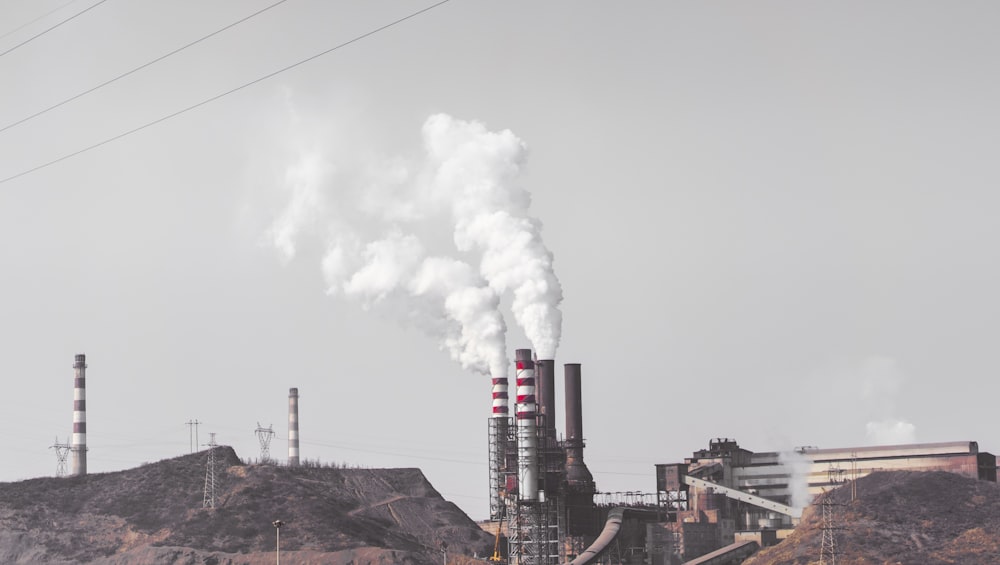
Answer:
778, 448, 813, 509
265, 112, 563, 375
422, 114, 563, 358
865, 419, 917, 444
266, 150, 330, 262
859, 356, 916, 445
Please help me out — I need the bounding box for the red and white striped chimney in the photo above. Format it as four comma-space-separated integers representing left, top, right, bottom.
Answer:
491, 376, 509, 418
72, 354, 87, 476
288, 387, 299, 466
515, 348, 538, 502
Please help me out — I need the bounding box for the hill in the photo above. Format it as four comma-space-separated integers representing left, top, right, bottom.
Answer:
0, 448, 493, 564
743, 470, 1000, 565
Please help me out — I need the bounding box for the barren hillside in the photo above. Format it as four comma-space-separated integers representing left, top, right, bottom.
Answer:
0, 448, 493, 564
744, 470, 1000, 565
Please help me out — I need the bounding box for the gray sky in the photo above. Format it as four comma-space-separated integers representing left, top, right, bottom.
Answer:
1, 1, 998, 520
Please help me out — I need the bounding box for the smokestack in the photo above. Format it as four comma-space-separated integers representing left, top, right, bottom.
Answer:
288, 387, 299, 466
564, 363, 593, 487
491, 377, 509, 418
515, 348, 538, 502
535, 359, 557, 444
72, 354, 87, 476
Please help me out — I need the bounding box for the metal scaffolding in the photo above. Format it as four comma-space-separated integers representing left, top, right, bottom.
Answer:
507, 414, 559, 565
489, 416, 515, 520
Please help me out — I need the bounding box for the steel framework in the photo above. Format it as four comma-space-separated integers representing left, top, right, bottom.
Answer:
50, 437, 71, 477
203, 433, 218, 509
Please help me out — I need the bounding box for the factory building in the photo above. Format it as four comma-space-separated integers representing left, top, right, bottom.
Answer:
644, 438, 997, 564
487, 360, 998, 565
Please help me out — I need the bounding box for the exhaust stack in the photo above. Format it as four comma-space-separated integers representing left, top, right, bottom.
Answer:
492, 376, 509, 418
72, 354, 87, 476
288, 387, 300, 466
564, 363, 594, 487
535, 359, 557, 445
516, 349, 538, 502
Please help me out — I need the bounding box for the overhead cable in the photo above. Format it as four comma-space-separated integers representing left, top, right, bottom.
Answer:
0, 0, 110, 59
0, 0, 291, 135
0, 0, 452, 186
0, 0, 81, 43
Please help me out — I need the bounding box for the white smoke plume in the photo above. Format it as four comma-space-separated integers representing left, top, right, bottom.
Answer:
859, 356, 917, 445
778, 448, 813, 509
320, 230, 509, 378
266, 150, 330, 262
422, 114, 563, 358
265, 113, 562, 375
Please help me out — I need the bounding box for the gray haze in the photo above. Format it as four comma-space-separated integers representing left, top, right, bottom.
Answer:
1, 1, 998, 519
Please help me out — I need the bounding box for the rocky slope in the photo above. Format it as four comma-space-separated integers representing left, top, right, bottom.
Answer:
0, 448, 493, 564
743, 470, 1000, 565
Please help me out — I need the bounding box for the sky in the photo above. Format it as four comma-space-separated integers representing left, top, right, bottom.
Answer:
1, 1, 998, 521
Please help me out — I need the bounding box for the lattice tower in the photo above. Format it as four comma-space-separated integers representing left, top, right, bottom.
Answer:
255, 422, 275, 463
203, 433, 218, 509
50, 437, 71, 477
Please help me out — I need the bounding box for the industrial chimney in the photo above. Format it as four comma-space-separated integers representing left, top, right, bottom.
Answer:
288, 387, 299, 467
563, 362, 596, 539
515, 349, 538, 502
72, 354, 87, 476
535, 358, 557, 445
564, 363, 593, 488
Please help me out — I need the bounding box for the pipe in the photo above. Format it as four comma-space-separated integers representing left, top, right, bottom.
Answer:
568, 508, 661, 565
564, 363, 593, 486
515, 348, 538, 502
288, 388, 299, 466
72, 354, 87, 476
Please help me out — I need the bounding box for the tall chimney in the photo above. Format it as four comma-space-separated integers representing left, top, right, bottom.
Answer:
515, 349, 538, 502
288, 387, 300, 466
72, 354, 87, 476
535, 359, 557, 444
491, 376, 509, 418
564, 363, 593, 487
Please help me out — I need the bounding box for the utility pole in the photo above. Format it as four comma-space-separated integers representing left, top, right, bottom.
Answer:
851, 451, 858, 501
49, 437, 71, 477
203, 433, 218, 508
255, 422, 275, 463
272, 520, 284, 564
186, 419, 201, 453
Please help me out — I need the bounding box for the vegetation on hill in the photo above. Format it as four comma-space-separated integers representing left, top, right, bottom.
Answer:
744, 470, 1000, 565
0, 447, 493, 564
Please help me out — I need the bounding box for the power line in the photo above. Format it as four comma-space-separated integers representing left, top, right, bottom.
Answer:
0, 0, 81, 43
0, 0, 453, 186
0, 0, 291, 135
0, 0, 110, 59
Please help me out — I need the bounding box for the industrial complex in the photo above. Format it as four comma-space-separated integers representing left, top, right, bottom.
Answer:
61, 351, 997, 564
483, 349, 997, 565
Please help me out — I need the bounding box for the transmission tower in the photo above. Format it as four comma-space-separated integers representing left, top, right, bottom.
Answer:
49, 437, 71, 477
819, 495, 841, 565
203, 433, 218, 509
254, 422, 275, 463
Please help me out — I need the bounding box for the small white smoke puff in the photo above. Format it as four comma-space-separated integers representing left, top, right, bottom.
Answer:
858, 356, 917, 445
866, 419, 917, 445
